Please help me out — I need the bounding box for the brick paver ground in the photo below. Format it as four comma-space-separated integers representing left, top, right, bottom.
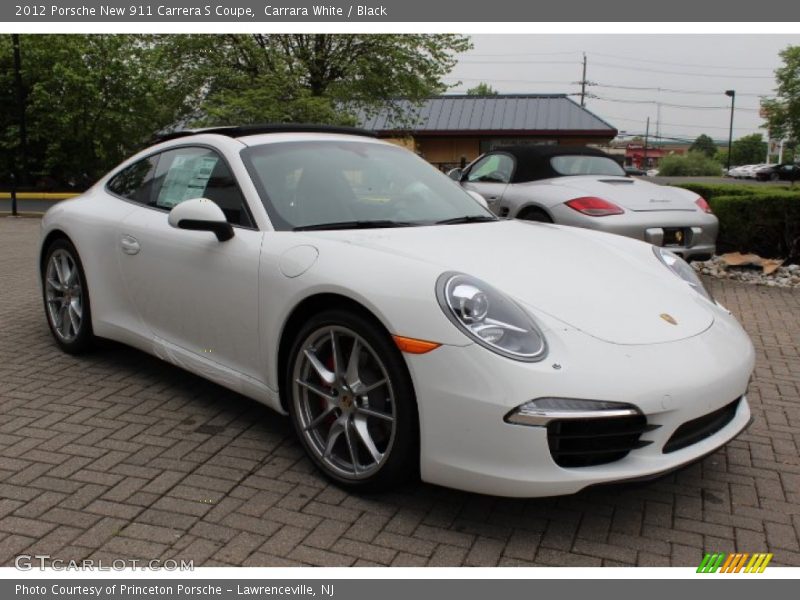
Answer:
1, 216, 799, 567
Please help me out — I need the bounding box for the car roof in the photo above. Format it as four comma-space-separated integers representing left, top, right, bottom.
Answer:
153, 123, 377, 144
486, 145, 615, 183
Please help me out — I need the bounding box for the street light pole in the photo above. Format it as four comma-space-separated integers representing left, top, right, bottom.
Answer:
11, 34, 28, 216
725, 90, 736, 173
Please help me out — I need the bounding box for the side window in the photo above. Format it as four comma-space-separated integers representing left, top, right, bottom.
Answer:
107, 156, 159, 204
467, 154, 514, 183
151, 147, 253, 227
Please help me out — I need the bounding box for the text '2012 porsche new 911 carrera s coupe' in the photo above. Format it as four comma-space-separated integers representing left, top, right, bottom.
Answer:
39, 125, 754, 497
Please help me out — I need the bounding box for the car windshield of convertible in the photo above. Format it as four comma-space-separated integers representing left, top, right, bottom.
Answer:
242, 141, 497, 231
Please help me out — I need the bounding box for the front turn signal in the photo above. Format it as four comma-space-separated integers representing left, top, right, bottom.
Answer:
393, 335, 441, 354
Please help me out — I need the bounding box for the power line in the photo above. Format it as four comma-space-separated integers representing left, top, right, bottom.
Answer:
465, 51, 580, 58
443, 77, 578, 86
591, 95, 762, 112
591, 61, 775, 79
445, 76, 772, 99
602, 114, 760, 132
458, 59, 579, 65
590, 51, 775, 72
456, 57, 774, 79
591, 83, 772, 98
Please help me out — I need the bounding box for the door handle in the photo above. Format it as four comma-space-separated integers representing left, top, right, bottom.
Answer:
120, 234, 141, 255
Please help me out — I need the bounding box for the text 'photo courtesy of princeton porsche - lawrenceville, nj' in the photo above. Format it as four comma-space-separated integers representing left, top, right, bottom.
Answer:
0, 1, 800, 597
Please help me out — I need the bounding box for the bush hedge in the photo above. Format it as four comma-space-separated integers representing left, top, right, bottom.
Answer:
675, 182, 798, 201
657, 152, 723, 177
708, 193, 800, 261
669, 183, 800, 261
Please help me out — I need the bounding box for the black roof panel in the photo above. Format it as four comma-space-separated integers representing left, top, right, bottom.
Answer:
488, 145, 616, 183
153, 124, 376, 144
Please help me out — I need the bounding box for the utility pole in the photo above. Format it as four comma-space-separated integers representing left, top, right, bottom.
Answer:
725, 90, 736, 173
655, 102, 661, 142
12, 34, 28, 192
580, 52, 587, 107
642, 117, 650, 171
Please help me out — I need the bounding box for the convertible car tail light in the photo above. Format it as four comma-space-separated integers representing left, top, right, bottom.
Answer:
565, 197, 624, 217
695, 197, 713, 214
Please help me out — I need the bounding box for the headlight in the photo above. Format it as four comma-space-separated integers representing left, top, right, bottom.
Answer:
653, 247, 713, 302
436, 272, 547, 361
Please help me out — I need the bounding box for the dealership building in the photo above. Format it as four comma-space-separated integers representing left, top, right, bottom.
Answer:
359, 94, 618, 170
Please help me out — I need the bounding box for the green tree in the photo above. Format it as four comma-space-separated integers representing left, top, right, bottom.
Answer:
761, 45, 800, 146
689, 134, 718, 158
0, 34, 471, 187
466, 82, 499, 96
658, 151, 723, 176
716, 133, 768, 166
189, 34, 472, 126
0, 35, 199, 187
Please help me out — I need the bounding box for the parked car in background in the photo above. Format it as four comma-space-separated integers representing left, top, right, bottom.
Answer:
39, 125, 753, 497
755, 162, 799, 182
449, 145, 718, 261
728, 164, 770, 179
624, 166, 647, 176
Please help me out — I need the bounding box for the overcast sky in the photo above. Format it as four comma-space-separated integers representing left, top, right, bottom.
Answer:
445, 35, 800, 144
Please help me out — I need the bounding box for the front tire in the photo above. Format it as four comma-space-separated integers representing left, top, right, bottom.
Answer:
517, 207, 553, 223
286, 309, 419, 491
42, 238, 95, 354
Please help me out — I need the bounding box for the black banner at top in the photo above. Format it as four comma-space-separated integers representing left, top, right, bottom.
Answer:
4, 0, 800, 22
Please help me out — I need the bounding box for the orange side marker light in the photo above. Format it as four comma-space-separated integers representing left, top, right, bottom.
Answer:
393, 335, 441, 354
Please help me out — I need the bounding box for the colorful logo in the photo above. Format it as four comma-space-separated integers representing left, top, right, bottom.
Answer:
697, 552, 773, 573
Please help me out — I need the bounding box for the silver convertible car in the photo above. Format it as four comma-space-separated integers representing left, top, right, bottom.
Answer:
449, 146, 718, 261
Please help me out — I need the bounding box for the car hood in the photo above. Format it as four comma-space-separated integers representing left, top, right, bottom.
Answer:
525, 175, 700, 212
309, 220, 714, 345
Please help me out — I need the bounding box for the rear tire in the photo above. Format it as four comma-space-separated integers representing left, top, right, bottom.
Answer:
517, 207, 553, 223
286, 309, 419, 492
41, 238, 95, 354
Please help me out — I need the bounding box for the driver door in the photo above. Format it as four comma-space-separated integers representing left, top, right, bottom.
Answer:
462, 153, 514, 214
117, 146, 264, 382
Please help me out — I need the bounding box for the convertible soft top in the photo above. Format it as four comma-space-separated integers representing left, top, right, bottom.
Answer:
491, 145, 613, 183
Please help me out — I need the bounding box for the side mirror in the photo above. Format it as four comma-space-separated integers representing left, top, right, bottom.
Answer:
167, 198, 234, 242
447, 168, 463, 181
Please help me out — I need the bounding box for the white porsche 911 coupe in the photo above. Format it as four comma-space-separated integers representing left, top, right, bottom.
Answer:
40, 125, 754, 497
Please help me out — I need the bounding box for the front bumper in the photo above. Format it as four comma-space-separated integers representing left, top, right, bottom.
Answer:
406, 307, 754, 497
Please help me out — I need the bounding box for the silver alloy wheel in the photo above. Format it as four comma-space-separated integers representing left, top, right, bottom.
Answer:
292, 325, 396, 480
45, 249, 84, 342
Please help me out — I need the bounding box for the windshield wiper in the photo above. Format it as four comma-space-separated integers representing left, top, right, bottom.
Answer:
293, 220, 418, 231
434, 215, 498, 225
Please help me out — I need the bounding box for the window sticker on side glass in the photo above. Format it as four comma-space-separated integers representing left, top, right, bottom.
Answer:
157, 155, 219, 208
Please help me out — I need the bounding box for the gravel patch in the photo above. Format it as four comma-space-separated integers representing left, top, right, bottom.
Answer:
693, 256, 800, 289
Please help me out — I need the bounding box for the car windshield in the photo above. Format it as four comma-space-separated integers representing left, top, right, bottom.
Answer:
550, 155, 626, 177
241, 140, 496, 231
